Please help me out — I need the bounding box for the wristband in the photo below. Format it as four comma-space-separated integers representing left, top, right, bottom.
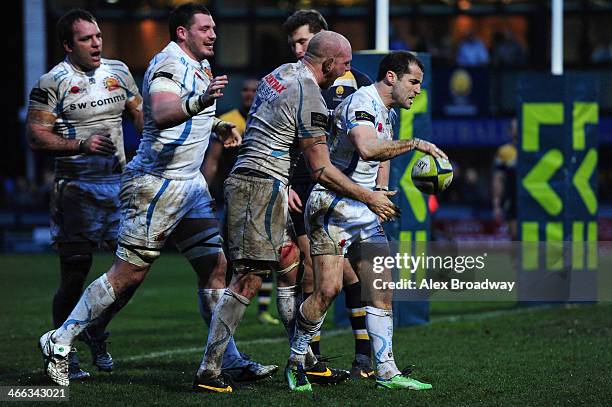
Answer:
374, 185, 389, 191
182, 94, 204, 117
212, 117, 222, 132
413, 138, 422, 150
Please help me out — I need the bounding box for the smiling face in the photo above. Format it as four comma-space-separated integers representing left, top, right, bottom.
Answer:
288, 24, 316, 60
391, 63, 423, 109
181, 13, 216, 61
64, 19, 102, 72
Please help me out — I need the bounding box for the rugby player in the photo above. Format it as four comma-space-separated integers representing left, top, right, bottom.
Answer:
38, 3, 276, 387
291, 51, 446, 391
26, 8, 143, 380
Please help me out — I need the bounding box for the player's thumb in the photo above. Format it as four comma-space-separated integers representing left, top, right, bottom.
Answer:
383, 190, 398, 197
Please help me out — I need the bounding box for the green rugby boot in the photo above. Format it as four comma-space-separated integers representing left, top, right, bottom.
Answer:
376, 374, 432, 390
285, 362, 312, 392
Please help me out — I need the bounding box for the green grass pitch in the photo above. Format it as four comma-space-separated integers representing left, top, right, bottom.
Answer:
1, 253, 611, 405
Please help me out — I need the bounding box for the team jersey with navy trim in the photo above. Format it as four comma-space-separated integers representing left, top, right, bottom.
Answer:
291, 68, 373, 184
232, 60, 329, 184
327, 84, 395, 189
28, 58, 140, 182
127, 42, 216, 179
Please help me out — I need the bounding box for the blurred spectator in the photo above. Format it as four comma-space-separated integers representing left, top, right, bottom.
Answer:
461, 167, 489, 208
491, 29, 526, 67
492, 119, 518, 240
591, 32, 612, 65
389, 24, 412, 51
456, 31, 489, 67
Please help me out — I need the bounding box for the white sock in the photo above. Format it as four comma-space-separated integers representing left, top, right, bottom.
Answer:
276, 285, 300, 344
197, 288, 243, 367
197, 289, 249, 378
290, 304, 326, 365
53, 274, 116, 346
365, 306, 400, 379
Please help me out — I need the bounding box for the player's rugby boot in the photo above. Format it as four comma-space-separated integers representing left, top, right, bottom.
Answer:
222, 353, 279, 382
39, 330, 70, 386
350, 355, 375, 379
304, 358, 350, 385
375, 374, 432, 390
68, 347, 91, 381
193, 374, 233, 393
258, 311, 280, 325
80, 330, 113, 372
285, 362, 312, 392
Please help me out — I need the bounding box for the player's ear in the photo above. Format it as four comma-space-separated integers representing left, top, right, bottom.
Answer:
176, 25, 187, 42
385, 70, 396, 85
322, 58, 334, 74
62, 40, 72, 54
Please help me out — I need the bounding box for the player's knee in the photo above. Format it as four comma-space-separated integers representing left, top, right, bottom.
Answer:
229, 272, 262, 300
116, 243, 161, 267
60, 252, 92, 266
317, 283, 342, 307
278, 241, 300, 269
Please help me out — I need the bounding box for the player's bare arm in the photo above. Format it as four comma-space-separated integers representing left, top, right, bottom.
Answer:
300, 136, 400, 221
349, 125, 447, 161
27, 109, 116, 156
125, 95, 144, 134
151, 75, 228, 130
375, 160, 390, 190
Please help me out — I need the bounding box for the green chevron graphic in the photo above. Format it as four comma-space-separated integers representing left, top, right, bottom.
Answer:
572, 102, 598, 151
522, 149, 563, 216
400, 152, 427, 222
572, 148, 598, 215
522, 103, 563, 152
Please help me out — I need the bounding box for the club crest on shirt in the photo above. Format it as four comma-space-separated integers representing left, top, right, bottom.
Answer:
104, 76, 120, 91
204, 67, 213, 79
335, 85, 344, 97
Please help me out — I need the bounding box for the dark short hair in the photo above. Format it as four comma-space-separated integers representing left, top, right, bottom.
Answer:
168, 2, 211, 42
376, 51, 425, 81
282, 9, 328, 36
57, 9, 96, 47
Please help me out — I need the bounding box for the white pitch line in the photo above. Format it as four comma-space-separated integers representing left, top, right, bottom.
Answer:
123, 305, 555, 362
123, 329, 347, 362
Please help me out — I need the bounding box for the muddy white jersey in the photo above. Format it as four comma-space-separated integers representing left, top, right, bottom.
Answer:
328, 84, 395, 189
28, 58, 140, 182
128, 42, 216, 180
233, 60, 329, 184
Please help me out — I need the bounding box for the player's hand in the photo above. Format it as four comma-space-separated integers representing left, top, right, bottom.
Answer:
414, 138, 448, 160
366, 190, 401, 222
215, 121, 242, 148
80, 134, 116, 156
288, 187, 303, 213
198, 75, 228, 109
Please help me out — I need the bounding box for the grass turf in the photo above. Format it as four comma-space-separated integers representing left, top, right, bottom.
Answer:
0, 253, 610, 406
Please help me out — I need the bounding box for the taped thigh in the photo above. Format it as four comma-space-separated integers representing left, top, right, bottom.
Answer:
116, 243, 161, 267
175, 227, 223, 261
233, 259, 273, 277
